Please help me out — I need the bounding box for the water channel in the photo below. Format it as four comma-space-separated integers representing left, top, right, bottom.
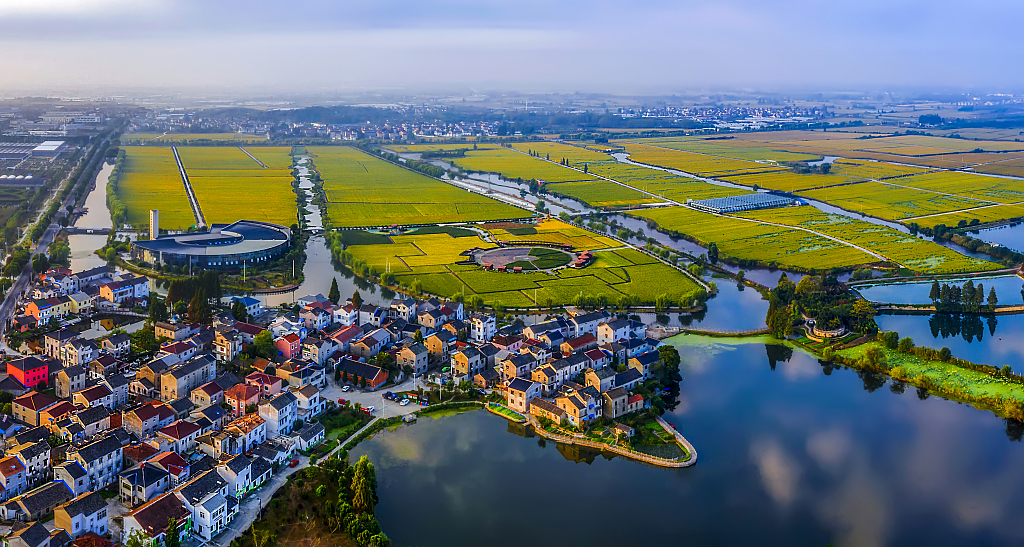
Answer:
353, 336, 1024, 546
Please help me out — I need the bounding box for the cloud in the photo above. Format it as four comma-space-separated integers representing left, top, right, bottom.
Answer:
750, 438, 800, 508
806, 428, 852, 472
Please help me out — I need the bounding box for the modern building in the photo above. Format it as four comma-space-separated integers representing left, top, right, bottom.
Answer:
131, 220, 291, 270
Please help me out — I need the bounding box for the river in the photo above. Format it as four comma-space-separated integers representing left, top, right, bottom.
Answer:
352, 336, 1024, 546
69, 162, 114, 272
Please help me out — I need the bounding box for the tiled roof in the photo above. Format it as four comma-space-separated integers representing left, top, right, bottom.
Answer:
58, 491, 106, 518
13, 391, 58, 411
158, 420, 201, 440
125, 492, 189, 538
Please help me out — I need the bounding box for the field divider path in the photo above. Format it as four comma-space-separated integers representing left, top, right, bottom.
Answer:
509, 146, 893, 265
171, 146, 206, 227
239, 146, 268, 168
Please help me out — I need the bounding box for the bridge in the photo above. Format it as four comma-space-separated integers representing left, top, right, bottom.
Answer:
65, 227, 111, 235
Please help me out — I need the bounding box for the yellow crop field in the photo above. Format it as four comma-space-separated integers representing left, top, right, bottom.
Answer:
117, 147, 196, 230
154, 133, 268, 142
188, 174, 298, 227
909, 204, 1024, 228
830, 159, 930, 179
509, 142, 611, 164
891, 171, 1024, 204
449, 148, 598, 183
631, 206, 873, 271
722, 171, 863, 192
545, 180, 657, 207
623, 137, 820, 163
385, 143, 498, 153
309, 146, 524, 227
178, 147, 265, 171
741, 207, 1000, 274
799, 182, 988, 221
244, 147, 294, 170
975, 158, 1024, 178
619, 142, 786, 177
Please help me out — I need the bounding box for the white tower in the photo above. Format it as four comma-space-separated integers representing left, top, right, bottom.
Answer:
150, 209, 159, 240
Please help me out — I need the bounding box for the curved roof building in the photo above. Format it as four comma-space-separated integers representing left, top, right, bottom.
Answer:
131, 220, 291, 270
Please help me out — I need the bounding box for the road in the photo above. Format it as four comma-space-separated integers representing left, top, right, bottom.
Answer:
0, 138, 110, 350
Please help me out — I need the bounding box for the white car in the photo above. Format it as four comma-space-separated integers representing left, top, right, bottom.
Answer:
342, 385, 351, 392
400, 399, 410, 406
365, 406, 375, 413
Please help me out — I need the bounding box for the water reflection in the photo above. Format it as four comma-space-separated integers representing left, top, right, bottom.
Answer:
875, 313, 1024, 368
973, 222, 1024, 253
352, 339, 1024, 546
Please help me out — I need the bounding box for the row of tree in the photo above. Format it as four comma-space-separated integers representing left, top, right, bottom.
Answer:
928, 280, 997, 312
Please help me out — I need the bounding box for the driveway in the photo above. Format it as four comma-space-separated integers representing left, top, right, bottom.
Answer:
210, 454, 309, 547
319, 375, 427, 421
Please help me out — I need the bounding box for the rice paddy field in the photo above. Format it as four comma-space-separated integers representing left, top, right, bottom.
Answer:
178, 146, 298, 226
621, 137, 820, 163
386, 143, 498, 153
973, 157, 1024, 178
739, 207, 1000, 274
449, 147, 598, 183
798, 182, 989, 221
721, 170, 863, 192
117, 146, 196, 229
309, 146, 524, 227
907, 204, 1024, 229
155, 133, 269, 142
630, 206, 874, 271
618, 142, 786, 177
893, 171, 1024, 203
545, 180, 658, 207
345, 220, 702, 307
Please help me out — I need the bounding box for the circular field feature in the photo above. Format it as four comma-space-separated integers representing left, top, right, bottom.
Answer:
474, 246, 574, 271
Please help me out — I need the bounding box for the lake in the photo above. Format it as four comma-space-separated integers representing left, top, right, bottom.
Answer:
875, 313, 1024, 369
855, 275, 1023, 305
352, 337, 1024, 546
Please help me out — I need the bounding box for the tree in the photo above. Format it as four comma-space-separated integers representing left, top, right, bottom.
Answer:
125, 529, 149, 547
165, 518, 180, 547
929, 280, 940, 301
352, 291, 363, 309
988, 286, 998, 310
231, 300, 248, 323
149, 300, 168, 323
132, 328, 160, 353
707, 242, 718, 265
898, 337, 915, 353
351, 455, 375, 513
329, 278, 341, 304
188, 287, 211, 324
413, 330, 423, 343
253, 330, 276, 359
31, 253, 48, 273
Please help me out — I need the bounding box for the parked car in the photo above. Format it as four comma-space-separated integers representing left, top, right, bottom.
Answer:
289, 459, 299, 468
337, 398, 345, 404
365, 405, 375, 414
400, 399, 410, 407
342, 385, 351, 392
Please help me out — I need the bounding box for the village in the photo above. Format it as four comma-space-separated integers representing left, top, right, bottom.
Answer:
0, 259, 670, 547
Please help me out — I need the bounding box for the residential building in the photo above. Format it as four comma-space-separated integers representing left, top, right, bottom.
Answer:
213, 329, 242, 363
568, 310, 610, 337
301, 337, 336, 366
505, 378, 541, 414
274, 333, 301, 359
597, 319, 631, 344
349, 329, 391, 359
501, 354, 538, 380
7, 358, 51, 391
8, 442, 48, 486
425, 331, 456, 362
215, 455, 253, 499
12, 392, 59, 426
156, 421, 201, 454
258, 392, 298, 438
603, 387, 630, 419
121, 492, 190, 547
54, 462, 88, 497
629, 351, 661, 379
561, 333, 598, 355
160, 355, 216, 402
245, 372, 282, 397
43, 330, 78, 360
118, 463, 170, 508
0, 456, 27, 501
3, 480, 74, 521
397, 343, 428, 376
87, 355, 118, 378
54, 491, 108, 539
451, 347, 483, 379
336, 359, 388, 390
291, 422, 325, 451
468, 314, 496, 343
72, 384, 113, 409
67, 436, 123, 491
224, 414, 266, 452
274, 360, 327, 389
231, 296, 263, 318
190, 382, 224, 407
584, 367, 616, 393
224, 384, 260, 418
101, 333, 131, 358
123, 402, 176, 438
291, 385, 325, 419
529, 398, 566, 425
55, 365, 86, 399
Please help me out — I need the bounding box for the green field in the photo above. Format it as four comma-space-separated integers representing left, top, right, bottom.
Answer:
631, 206, 874, 271
623, 137, 820, 163
893, 171, 1024, 204
450, 147, 599, 183
619, 142, 786, 177
722, 170, 862, 192
908, 204, 1024, 228
798, 182, 989, 221
740, 207, 1000, 274
118, 147, 196, 230
545, 180, 657, 207
343, 219, 702, 307
178, 146, 298, 226
310, 146, 524, 227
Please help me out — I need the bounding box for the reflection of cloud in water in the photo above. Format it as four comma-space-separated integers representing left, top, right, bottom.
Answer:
778, 356, 820, 381
750, 438, 800, 508
815, 458, 890, 547
806, 428, 852, 472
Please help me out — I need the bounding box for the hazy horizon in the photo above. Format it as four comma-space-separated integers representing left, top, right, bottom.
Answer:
1, 0, 1022, 97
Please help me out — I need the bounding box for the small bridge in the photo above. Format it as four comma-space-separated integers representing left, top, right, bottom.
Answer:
65, 227, 111, 235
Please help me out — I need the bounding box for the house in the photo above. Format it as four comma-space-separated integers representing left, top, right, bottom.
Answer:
326, 324, 363, 352
54, 491, 107, 539
336, 359, 388, 390
291, 422, 325, 451
500, 354, 537, 380
8, 358, 52, 391
123, 402, 176, 438
613, 368, 643, 391
149, 451, 191, 487
118, 463, 170, 508
0, 456, 27, 501
231, 296, 263, 318
245, 372, 282, 397
3, 480, 75, 521
301, 336, 336, 366
396, 344, 428, 377
60, 340, 98, 368
224, 384, 260, 418
556, 389, 600, 428
160, 355, 216, 402
224, 414, 266, 452
13, 392, 59, 426
291, 385, 325, 419
12, 316, 37, 333
529, 398, 566, 425
490, 334, 523, 353
215, 455, 254, 500
567, 310, 610, 338
584, 348, 610, 370
390, 297, 417, 322
8, 442, 48, 487
190, 404, 226, 433
70, 406, 111, 440
43, 331, 78, 360
55, 366, 87, 399
67, 436, 123, 491
153, 322, 197, 342
274, 333, 301, 359
585, 365, 617, 392
349, 329, 391, 359
258, 392, 298, 438
100, 333, 130, 359
297, 294, 327, 307
66, 292, 94, 315
472, 368, 500, 389
72, 385, 113, 409
505, 378, 540, 413
25, 297, 71, 323
329, 303, 356, 326
477, 343, 506, 368
159, 340, 198, 363
451, 347, 483, 379
232, 322, 267, 345
626, 354, 659, 379
121, 492, 190, 547
133, 354, 180, 397
602, 387, 630, 419
626, 394, 644, 414
213, 329, 242, 363
190, 381, 224, 407
359, 305, 385, 327
54, 462, 89, 498
5, 521, 66, 547
299, 307, 331, 332
275, 360, 327, 389
561, 333, 598, 355
597, 319, 631, 344
425, 331, 456, 362
468, 314, 496, 343
531, 365, 559, 397
156, 421, 201, 453
522, 318, 569, 340
86, 356, 118, 379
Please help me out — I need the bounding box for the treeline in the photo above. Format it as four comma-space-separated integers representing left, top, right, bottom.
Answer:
905, 221, 1024, 265
928, 279, 998, 312
106, 149, 127, 227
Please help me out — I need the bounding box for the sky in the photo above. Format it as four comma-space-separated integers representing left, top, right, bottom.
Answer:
1, 0, 1021, 96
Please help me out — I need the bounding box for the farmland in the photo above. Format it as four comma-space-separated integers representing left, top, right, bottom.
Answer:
631, 206, 874, 271
178, 146, 299, 226
386, 143, 498, 153
309, 146, 524, 227
117, 146, 196, 230
623, 137, 820, 163
449, 147, 599, 183
340, 219, 703, 308
798, 182, 988, 221
721, 170, 863, 192
739, 207, 1000, 274
545, 180, 658, 207
891, 171, 1024, 203
907, 204, 1024, 228
618, 142, 786, 177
